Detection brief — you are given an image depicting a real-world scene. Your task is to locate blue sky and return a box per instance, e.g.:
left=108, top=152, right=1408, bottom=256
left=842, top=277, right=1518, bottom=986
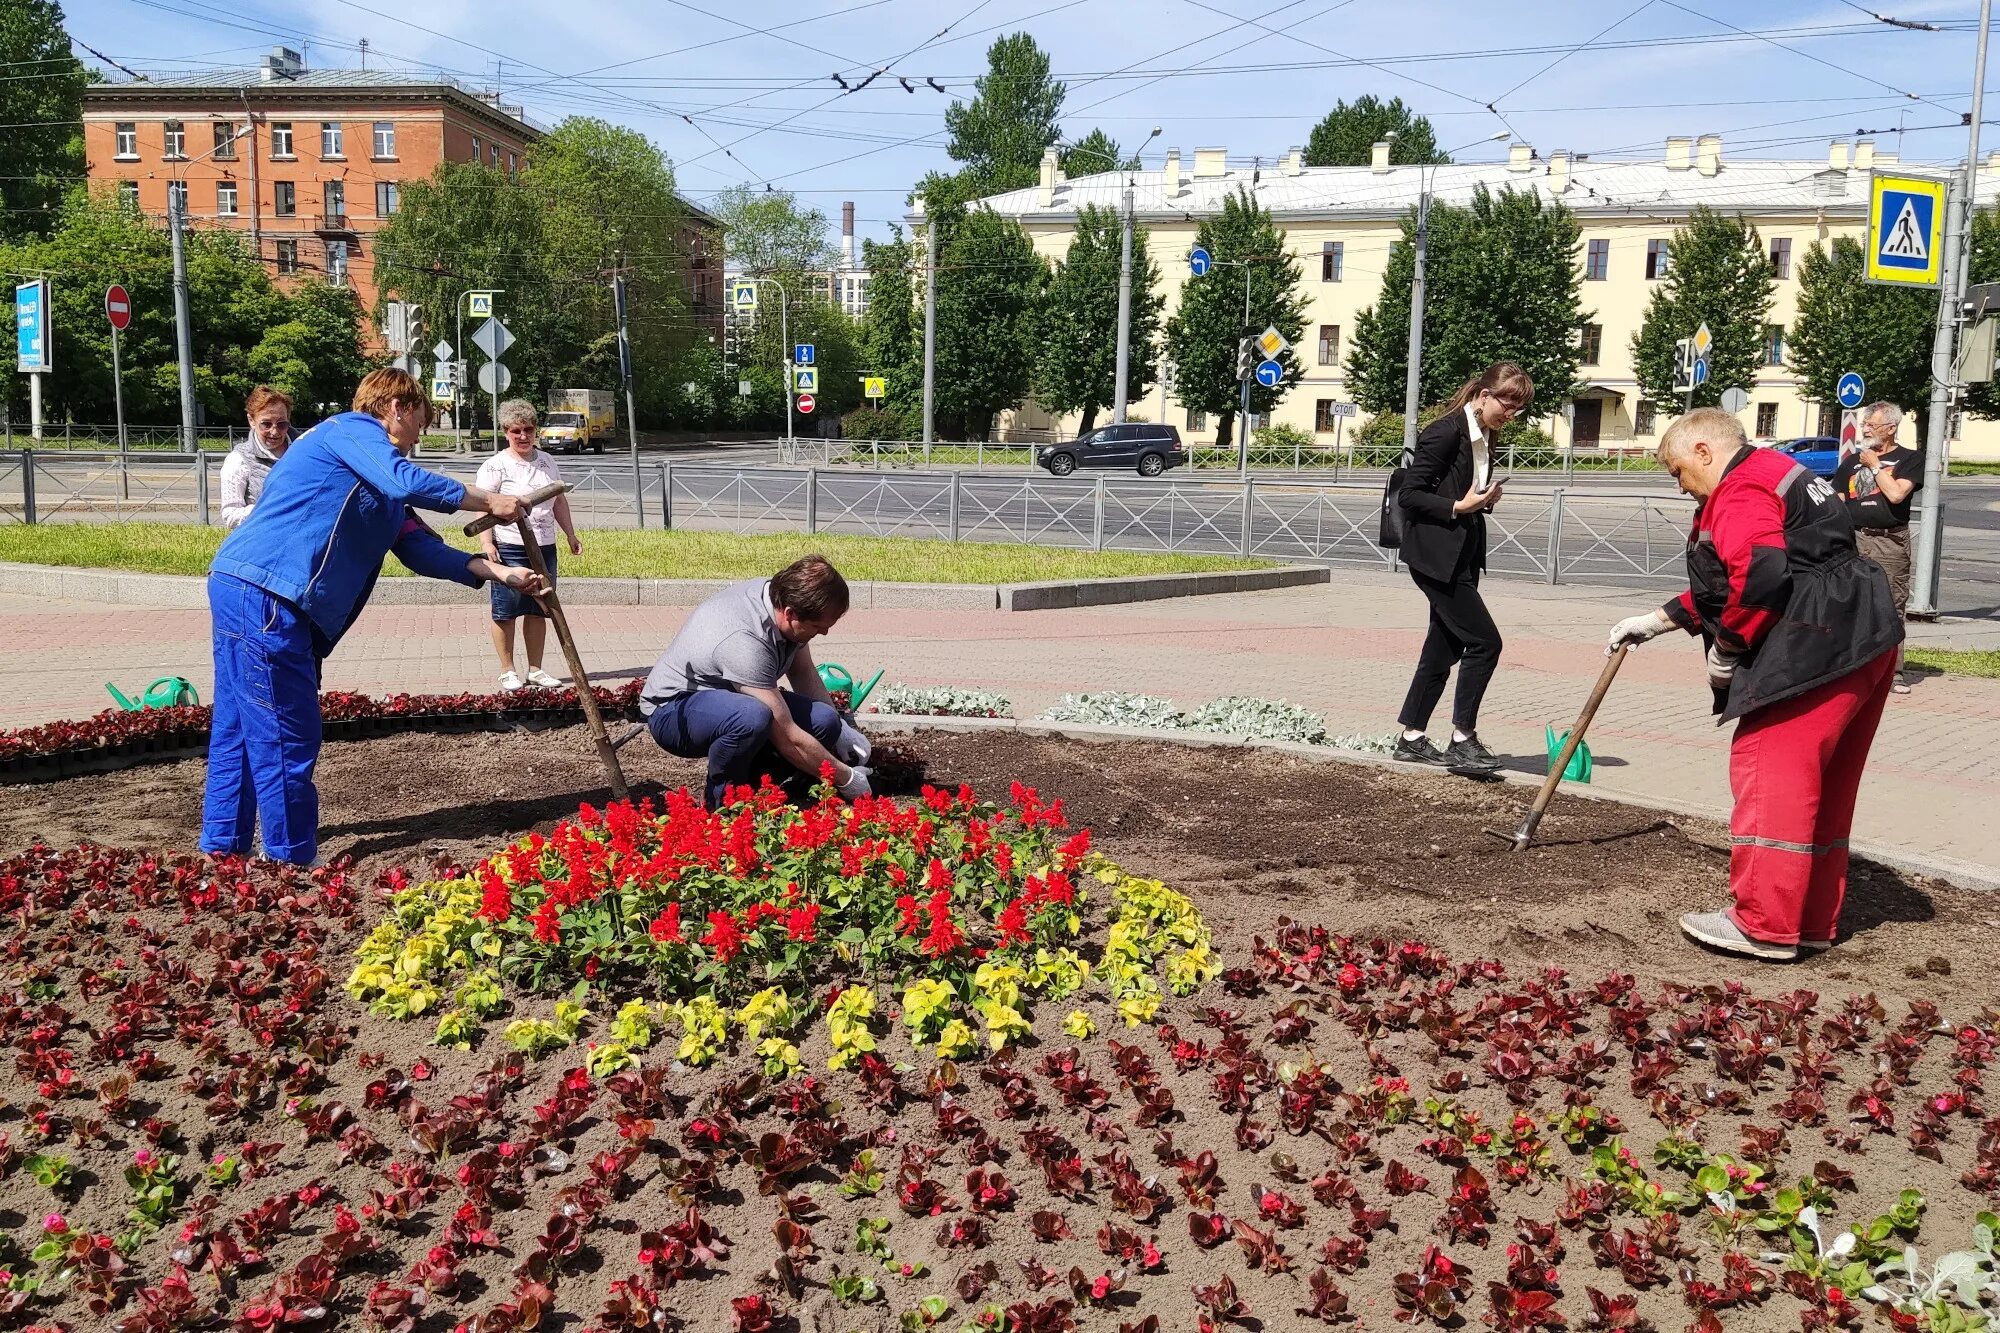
left=65, top=0, right=1997, bottom=242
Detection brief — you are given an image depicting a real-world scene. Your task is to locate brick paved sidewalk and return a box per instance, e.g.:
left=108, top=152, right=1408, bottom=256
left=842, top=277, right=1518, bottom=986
left=6, top=570, right=1999, bottom=877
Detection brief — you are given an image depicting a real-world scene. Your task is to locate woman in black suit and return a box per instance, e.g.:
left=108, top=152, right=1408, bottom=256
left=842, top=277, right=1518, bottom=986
left=1392, top=361, right=1535, bottom=775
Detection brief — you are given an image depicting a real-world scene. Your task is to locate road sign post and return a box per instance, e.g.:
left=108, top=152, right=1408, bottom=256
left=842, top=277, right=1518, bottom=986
left=471, top=315, right=515, bottom=444
left=1866, top=171, right=1948, bottom=288
left=862, top=376, right=885, bottom=402
left=1835, top=371, right=1866, bottom=410
left=455, top=291, right=500, bottom=446
left=105, top=284, right=133, bottom=490
left=16, top=278, right=50, bottom=441
left=1189, top=246, right=1211, bottom=277
left=797, top=393, right=816, bottom=415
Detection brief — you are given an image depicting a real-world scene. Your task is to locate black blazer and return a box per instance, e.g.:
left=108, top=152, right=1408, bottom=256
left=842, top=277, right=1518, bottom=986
left=1398, top=409, right=1489, bottom=583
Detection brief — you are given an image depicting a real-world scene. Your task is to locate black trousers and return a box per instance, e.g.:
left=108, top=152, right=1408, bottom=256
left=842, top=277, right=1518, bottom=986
left=1397, top=570, right=1503, bottom=734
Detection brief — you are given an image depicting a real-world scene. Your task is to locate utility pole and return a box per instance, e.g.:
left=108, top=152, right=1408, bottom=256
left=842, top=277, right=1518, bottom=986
left=1238, top=263, right=1253, bottom=476
left=1113, top=183, right=1135, bottom=424
left=922, top=211, right=938, bottom=446
left=170, top=187, right=198, bottom=453
left=613, top=269, right=643, bottom=526
left=1399, top=186, right=1430, bottom=465
left=1912, top=0, right=1991, bottom=617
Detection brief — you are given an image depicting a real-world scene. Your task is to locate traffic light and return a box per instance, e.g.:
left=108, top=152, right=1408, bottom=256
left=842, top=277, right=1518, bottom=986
left=405, top=304, right=424, bottom=359
left=1236, top=337, right=1255, bottom=382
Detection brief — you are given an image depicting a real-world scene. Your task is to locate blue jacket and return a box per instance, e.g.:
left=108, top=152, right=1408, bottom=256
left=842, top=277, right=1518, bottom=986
left=211, top=411, right=481, bottom=652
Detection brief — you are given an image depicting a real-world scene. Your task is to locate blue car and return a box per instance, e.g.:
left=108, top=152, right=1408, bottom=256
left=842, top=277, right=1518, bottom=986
left=1769, top=435, right=1842, bottom=478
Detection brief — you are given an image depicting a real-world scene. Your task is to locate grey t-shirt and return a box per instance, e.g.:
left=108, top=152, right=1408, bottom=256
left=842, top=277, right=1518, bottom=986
left=639, top=578, right=799, bottom=713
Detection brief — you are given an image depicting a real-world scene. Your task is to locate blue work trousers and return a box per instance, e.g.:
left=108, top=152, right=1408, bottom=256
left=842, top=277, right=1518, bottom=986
left=647, top=689, right=843, bottom=808
left=200, top=574, right=324, bottom=865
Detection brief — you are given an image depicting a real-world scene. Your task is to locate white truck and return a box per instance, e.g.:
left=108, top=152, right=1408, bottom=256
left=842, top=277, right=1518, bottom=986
left=539, top=389, right=616, bottom=454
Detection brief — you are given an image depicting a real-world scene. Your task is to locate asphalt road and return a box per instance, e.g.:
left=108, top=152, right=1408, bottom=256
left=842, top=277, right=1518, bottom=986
left=9, top=452, right=1997, bottom=616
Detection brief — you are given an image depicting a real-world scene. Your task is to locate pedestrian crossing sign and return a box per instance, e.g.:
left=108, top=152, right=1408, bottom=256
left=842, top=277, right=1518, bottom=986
left=1866, top=171, right=1947, bottom=287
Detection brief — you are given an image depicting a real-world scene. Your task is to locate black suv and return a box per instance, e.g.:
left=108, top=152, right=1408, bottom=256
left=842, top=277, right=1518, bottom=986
left=1036, top=423, right=1188, bottom=477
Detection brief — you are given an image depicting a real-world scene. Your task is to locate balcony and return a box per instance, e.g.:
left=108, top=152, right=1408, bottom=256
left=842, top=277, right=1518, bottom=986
left=315, top=211, right=355, bottom=236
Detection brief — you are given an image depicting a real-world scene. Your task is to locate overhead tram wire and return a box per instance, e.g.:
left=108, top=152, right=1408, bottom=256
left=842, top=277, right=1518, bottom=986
left=1485, top=0, right=1656, bottom=111
left=1655, top=0, right=1960, bottom=119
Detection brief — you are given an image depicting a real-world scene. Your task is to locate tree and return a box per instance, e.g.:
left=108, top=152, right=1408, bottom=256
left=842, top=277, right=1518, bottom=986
left=1036, top=204, right=1163, bottom=432
left=1346, top=185, right=1588, bottom=418
left=1786, top=236, right=1936, bottom=435
left=1631, top=206, right=1775, bottom=413
left=859, top=229, right=922, bottom=409
left=710, top=185, right=834, bottom=275
left=1303, top=95, right=1447, bottom=168
left=1060, top=129, right=1136, bottom=177
left=0, top=0, right=87, bottom=240
left=941, top=33, right=1065, bottom=194
left=1164, top=189, right=1309, bottom=450
left=934, top=206, right=1046, bottom=440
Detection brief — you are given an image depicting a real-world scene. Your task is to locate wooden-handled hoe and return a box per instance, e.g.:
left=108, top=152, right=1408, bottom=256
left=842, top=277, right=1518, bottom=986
left=1485, top=644, right=1627, bottom=852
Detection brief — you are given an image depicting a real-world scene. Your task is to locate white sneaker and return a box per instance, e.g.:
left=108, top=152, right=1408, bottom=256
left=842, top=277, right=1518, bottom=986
left=498, top=671, right=524, bottom=691
left=525, top=668, right=562, bottom=688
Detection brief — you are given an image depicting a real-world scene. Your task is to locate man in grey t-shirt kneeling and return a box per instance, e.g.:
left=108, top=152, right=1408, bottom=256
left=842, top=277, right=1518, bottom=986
left=639, top=554, right=873, bottom=807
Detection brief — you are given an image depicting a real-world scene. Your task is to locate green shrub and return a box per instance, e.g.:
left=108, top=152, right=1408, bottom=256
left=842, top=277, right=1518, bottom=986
left=1255, top=423, right=1315, bottom=453
left=841, top=404, right=919, bottom=441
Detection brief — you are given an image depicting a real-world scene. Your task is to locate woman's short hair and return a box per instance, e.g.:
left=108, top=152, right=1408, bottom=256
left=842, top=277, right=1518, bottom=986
left=352, top=367, right=430, bottom=426
left=497, top=399, right=538, bottom=431
left=245, top=385, right=292, bottom=420
left=770, top=554, right=850, bottom=623
left=1658, top=407, right=1747, bottom=462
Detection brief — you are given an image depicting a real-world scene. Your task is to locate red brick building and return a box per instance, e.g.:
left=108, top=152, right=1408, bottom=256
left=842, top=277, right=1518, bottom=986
left=83, top=48, right=726, bottom=345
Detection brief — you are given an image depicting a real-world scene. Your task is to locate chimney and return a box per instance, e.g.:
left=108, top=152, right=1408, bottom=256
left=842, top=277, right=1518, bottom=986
left=1989, top=149, right=2000, bottom=172
left=1507, top=142, right=1533, bottom=173
left=1829, top=140, right=1851, bottom=171
left=1164, top=148, right=1183, bottom=195
left=1548, top=150, right=1571, bottom=194
left=1875, top=148, right=1899, bottom=165
left=1665, top=135, right=1692, bottom=171
left=1037, top=147, right=1062, bottom=206
left=1193, top=146, right=1227, bottom=178
left=1370, top=139, right=1391, bottom=174
left=841, top=201, right=856, bottom=268
left=1695, top=133, right=1721, bottom=177
left=1281, top=145, right=1303, bottom=176
left=1853, top=139, right=1875, bottom=172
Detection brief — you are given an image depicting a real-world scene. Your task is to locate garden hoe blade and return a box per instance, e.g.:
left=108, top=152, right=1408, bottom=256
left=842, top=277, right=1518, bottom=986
left=1485, top=645, right=1628, bottom=852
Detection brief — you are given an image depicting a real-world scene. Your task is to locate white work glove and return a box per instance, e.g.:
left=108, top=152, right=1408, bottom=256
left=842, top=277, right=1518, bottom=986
left=836, top=719, right=872, bottom=765
left=1607, top=609, right=1673, bottom=655
left=1706, top=643, right=1740, bottom=691
left=836, top=764, right=873, bottom=799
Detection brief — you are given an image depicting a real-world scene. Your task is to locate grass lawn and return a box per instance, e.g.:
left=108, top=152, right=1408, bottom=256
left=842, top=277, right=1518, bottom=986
left=0, top=523, right=1275, bottom=584
left=1905, top=647, right=2000, bottom=679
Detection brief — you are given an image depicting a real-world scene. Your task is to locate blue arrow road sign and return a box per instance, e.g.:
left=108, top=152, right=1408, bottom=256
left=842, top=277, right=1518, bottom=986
left=1255, top=359, right=1283, bottom=388
left=1692, top=357, right=1710, bottom=387
left=1836, top=371, right=1866, bottom=409
left=795, top=343, right=815, bottom=366
left=1189, top=246, right=1212, bottom=277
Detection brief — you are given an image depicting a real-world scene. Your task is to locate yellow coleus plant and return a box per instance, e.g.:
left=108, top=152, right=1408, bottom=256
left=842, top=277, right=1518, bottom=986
left=737, top=987, right=797, bottom=1044
left=901, top=978, right=956, bottom=1046
left=827, top=986, right=877, bottom=1070
left=670, top=995, right=730, bottom=1067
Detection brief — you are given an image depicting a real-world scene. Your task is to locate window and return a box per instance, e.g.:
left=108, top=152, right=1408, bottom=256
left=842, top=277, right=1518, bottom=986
left=166, top=179, right=186, bottom=215
left=324, top=180, right=344, bottom=218
left=275, top=239, right=299, bottom=274
left=270, top=122, right=293, bottom=158
left=1635, top=401, right=1657, bottom=436
left=373, top=121, right=395, bottom=158
left=375, top=181, right=398, bottom=217
left=1321, top=240, right=1343, bottom=282
left=1317, top=323, right=1341, bottom=367
left=162, top=120, right=185, bottom=159
left=1769, top=237, right=1792, bottom=280
left=114, top=122, right=137, bottom=158
left=1186, top=409, right=1209, bottom=433
left=1764, top=323, right=1785, bottom=367
left=326, top=240, right=348, bottom=285
left=507, top=151, right=517, bottom=174
left=469, top=134, right=481, bottom=163
left=1315, top=399, right=1339, bottom=431
left=212, top=121, right=236, bottom=159
left=1756, top=403, right=1779, bottom=437
left=273, top=181, right=295, bottom=216
left=1578, top=322, right=1602, bottom=365
left=1585, top=238, right=1609, bottom=281
left=490, top=144, right=501, bottom=166
left=321, top=122, right=343, bottom=157
left=1645, top=238, right=1670, bottom=280
left=1817, top=402, right=1841, bottom=437
left=117, top=180, right=138, bottom=210
left=216, top=181, right=237, bottom=216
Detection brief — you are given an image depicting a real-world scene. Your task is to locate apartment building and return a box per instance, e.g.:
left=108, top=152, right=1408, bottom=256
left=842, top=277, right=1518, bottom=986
left=954, top=134, right=2000, bottom=460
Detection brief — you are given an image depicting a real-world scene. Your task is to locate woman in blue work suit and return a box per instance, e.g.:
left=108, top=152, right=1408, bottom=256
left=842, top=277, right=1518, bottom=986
left=200, top=368, right=543, bottom=866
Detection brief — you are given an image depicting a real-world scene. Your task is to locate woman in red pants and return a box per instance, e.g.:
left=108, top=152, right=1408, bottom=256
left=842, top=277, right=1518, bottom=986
left=1607, top=408, right=1902, bottom=962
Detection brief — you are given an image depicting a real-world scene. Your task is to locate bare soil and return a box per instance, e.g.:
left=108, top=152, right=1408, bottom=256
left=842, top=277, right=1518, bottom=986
left=1, top=727, right=1995, bottom=1333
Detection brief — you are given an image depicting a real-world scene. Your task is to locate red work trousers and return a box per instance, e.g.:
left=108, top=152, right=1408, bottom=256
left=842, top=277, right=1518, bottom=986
left=1727, top=648, right=1897, bottom=945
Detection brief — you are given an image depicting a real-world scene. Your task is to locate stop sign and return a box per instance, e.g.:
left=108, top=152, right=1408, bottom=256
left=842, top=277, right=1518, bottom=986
left=796, top=393, right=816, bottom=415
left=104, top=284, right=132, bottom=331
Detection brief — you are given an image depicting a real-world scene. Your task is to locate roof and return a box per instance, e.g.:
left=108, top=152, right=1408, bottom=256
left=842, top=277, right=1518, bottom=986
left=958, top=154, right=2000, bottom=226
left=84, top=68, right=546, bottom=135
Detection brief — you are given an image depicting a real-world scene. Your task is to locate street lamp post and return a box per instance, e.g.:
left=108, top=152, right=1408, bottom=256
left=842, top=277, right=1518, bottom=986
left=1112, top=127, right=1163, bottom=424
left=170, top=121, right=255, bottom=454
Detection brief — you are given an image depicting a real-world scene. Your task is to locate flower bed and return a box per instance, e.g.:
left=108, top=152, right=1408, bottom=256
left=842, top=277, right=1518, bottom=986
left=869, top=684, right=1014, bottom=719
left=1038, top=690, right=1397, bottom=751
left=347, top=778, right=1218, bottom=1072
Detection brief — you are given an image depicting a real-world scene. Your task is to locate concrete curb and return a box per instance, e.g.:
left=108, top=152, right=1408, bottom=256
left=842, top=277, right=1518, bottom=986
left=0, top=561, right=1325, bottom=613
left=863, top=712, right=2000, bottom=894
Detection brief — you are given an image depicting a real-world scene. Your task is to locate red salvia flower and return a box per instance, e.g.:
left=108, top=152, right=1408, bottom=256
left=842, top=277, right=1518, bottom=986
left=702, top=909, right=745, bottom=962
left=649, top=903, right=684, bottom=944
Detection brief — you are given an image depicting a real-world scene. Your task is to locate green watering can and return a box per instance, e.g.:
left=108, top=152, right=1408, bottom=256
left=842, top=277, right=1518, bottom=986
left=1545, top=725, right=1592, bottom=784
left=107, top=675, right=201, bottom=712
left=817, top=662, right=885, bottom=712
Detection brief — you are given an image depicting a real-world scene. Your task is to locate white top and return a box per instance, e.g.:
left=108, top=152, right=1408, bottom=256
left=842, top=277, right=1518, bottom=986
left=473, top=447, right=564, bottom=546
left=1463, top=405, right=1492, bottom=494
left=218, top=441, right=281, bottom=529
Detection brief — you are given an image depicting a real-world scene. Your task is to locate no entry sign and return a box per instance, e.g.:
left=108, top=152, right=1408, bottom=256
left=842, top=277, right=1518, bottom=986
left=104, top=284, right=132, bottom=331
left=796, top=392, right=816, bottom=415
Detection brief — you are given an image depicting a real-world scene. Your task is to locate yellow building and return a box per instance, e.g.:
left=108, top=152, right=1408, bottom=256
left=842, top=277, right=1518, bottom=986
left=947, top=134, right=2000, bottom=460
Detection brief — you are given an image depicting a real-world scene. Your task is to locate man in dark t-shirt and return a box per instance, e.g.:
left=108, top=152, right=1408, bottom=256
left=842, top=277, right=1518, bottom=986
left=1830, top=401, right=1922, bottom=693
